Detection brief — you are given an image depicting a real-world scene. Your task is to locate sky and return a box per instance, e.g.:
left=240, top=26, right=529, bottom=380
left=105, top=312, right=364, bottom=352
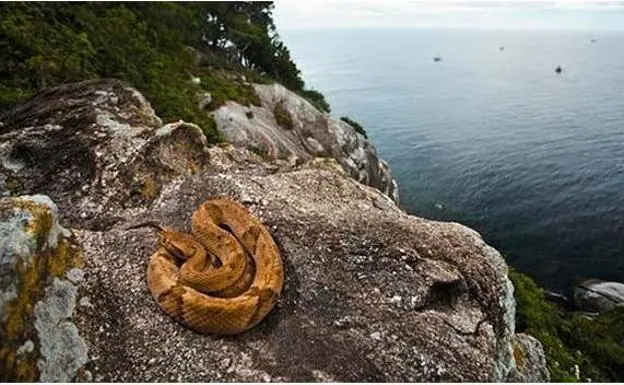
left=274, top=0, right=624, bottom=30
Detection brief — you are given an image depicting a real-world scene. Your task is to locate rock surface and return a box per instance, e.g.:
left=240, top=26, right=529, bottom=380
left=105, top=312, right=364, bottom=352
left=0, top=79, right=545, bottom=381
left=0, top=195, right=87, bottom=381
left=574, top=279, right=624, bottom=314
left=212, top=83, right=399, bottom=202
left=509, top=333, right=550, bottom=382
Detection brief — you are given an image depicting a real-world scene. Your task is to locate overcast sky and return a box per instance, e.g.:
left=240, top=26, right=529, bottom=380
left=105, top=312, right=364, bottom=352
left=274, top=0, right=624, bottom=30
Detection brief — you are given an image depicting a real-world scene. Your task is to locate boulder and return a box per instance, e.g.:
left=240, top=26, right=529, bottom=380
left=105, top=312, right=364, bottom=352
left=211, top=83, right=399, bottom=203
left=0, top=79, right=546, bottom=381
left=574, top=279, right=624, bottom=314
left=508, top=333, right=550, bottom=382
left=0, top=195, right=88, bottom=381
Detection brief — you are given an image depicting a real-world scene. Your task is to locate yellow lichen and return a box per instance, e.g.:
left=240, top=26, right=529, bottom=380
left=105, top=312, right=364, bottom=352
left=513, top=344, right=525, bottom=368
left=1, top=257, right=42, bottom=381
left=12, top=198, right=54, bottom=250
left=1, top=198, right=84, bottom=381
left=140, top=177, right=159, bottom=200
left=46, top=238, right=84, bottom=278
left=187, top=159, right=199, bottom=174
left=14, top=356, right=37, bottom=381
left=4, top=258, right=41, bottom=339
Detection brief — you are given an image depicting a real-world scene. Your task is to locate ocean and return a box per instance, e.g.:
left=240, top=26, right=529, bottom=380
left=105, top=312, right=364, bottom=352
left=280, top=28, right=624, bottom=292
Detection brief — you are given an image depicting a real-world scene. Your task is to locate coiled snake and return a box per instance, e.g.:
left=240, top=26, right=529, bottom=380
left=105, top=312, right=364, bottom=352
left=129, top=198, right=284, bottom=335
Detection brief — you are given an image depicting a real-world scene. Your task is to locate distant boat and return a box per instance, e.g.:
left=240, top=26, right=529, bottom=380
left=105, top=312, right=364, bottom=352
left=555, top=65, right=562, bottom=74
left=433, top=56, right=442, bottom=62
left=500, top=46, right=504, bottom=51
left=591, top=39, right=597, bottom=43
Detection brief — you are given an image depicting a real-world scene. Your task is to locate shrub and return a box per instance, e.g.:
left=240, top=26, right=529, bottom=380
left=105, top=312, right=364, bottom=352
left=299, top=88, right=330, bottom=113
left=340, top=116, right=368, bottom=138
left=510, top=268, right=624, bottom=382
left=273, top=101, right=293, bottom=130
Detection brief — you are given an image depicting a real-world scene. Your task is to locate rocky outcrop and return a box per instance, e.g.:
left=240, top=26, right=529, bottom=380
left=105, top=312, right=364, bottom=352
left=211, top=83, right=399, bottom=203
left=574, top=279, right=624, bottom=314
left=0, top=195, right=88, bottom=381
left=509, top=333, right=550, bottom=382
left=0, top=79, right=545, bottom=381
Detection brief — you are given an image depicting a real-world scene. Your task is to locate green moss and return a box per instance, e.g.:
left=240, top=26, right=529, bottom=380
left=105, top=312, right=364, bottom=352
left=273, top=101, right=293, bottom=130
left=340, top=116, right=368, bottom=139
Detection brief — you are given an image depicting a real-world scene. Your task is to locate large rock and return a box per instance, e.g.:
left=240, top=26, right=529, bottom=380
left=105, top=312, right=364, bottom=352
left=0, top=195, right=88, bottom=381
left=508, top=333, right=550, bottom=382
left=0, top=79, right=545, bottom=381
left=574, top=279, right=624, bottom=314
left=212, top=83, right=399, bottom=203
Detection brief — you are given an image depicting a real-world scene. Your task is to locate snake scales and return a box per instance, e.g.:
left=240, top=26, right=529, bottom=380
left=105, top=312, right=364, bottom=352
left=129, top=198, right=284, bottom=335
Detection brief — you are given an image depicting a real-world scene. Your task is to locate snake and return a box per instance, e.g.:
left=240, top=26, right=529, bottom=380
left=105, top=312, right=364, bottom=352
left=128, top=198, right=284, bottom=335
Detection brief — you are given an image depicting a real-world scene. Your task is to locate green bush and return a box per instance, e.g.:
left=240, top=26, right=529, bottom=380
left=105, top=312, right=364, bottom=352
left=339, top=116, right=368, bottom=138
left=199, top=70, right=261, bottom=109
left=273, top=101, right=293, bottom=130
left=0, top=2, right=331, bottom=144
left=510, top=268, right=624, bottom=382
left=299, top=88, right=331, bottom=113
left=510, top=269, right=581, bottom=381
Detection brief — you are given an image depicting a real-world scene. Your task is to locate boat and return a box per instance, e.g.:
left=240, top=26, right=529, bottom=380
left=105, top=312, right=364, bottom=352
left=555, top=66, right=562, bottom=74
left=433, top=56, right=442, bottom=62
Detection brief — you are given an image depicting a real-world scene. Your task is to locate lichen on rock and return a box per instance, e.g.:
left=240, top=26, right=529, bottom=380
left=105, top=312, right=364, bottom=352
left=0, top=195, right=86, bottom=381
left=508, top=333, right=550, bottom=382
left=35, top=278, right=88, bottom=382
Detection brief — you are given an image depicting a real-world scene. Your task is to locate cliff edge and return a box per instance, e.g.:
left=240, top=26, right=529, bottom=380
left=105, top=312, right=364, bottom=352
left=0, top=79, right=547, bottom=382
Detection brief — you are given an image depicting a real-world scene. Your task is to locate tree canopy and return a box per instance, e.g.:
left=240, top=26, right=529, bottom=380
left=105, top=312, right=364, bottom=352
left=0, top=2, right=330, bottom=142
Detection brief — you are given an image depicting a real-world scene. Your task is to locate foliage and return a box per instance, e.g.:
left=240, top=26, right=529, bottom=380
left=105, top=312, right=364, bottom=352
left=340, top=116, right=368, bottom=138
left=195, top=2, right=330, bottom=111
left=0, top=2, right=221, bottom=141
left=273, top=101, right=293, bottom=130
left=0, top=2, right=331, bottom=143
left=510, top=268, right=581, bottom=381
left=199, top=69, right=261, bottom=109
left=300, top=89, right=331, bottom=113
left=510, top=268, right=624, bottom=382
left=563, top=308, right=624, bottom=381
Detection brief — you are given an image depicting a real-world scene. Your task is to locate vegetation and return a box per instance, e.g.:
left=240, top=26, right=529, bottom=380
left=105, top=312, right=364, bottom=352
left=510, top=268, right=624, bottom=382
left=0, top=2, right=330, bottom=143
left=340, top=116, right=368, bottom=138
left=301, top=88, right=331, bottom=113
left=273, top=101, right=293, bottom=130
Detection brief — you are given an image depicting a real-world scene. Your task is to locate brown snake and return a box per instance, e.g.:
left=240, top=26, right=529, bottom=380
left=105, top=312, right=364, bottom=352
left=129, top=198, right=284, bottom=335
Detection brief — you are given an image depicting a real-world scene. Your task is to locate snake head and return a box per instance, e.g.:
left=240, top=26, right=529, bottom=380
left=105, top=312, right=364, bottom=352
left=160, top=230, right=205, bottom=262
